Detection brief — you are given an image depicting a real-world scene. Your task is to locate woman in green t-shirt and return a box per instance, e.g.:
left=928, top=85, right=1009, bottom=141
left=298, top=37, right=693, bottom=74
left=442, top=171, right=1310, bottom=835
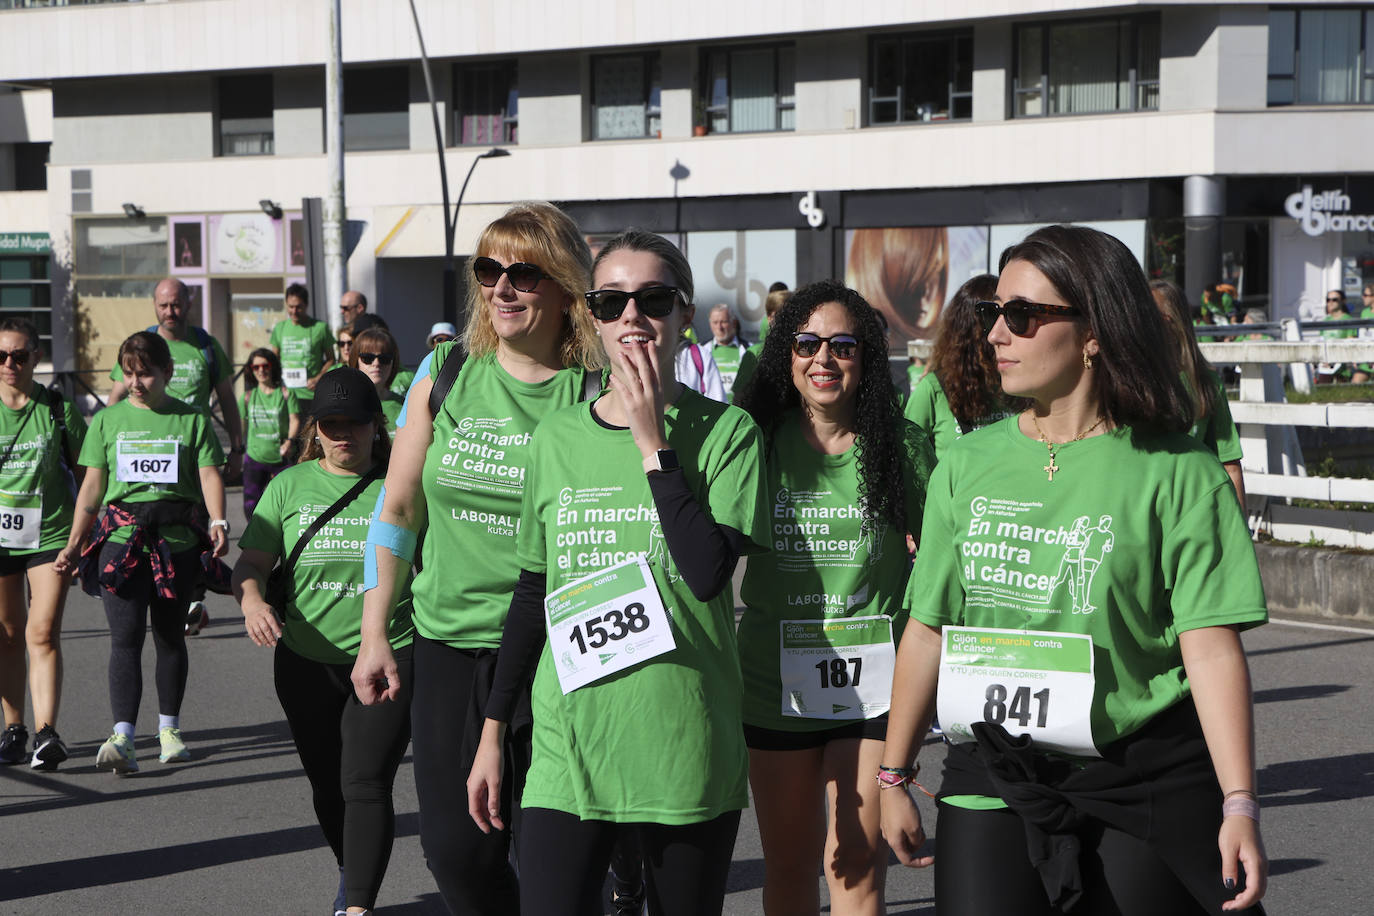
left=733, top=281, right=934, bottom=916
left=234, top=367, right=415, bottom=916
left=905, top=274, right=1023, bottom=462
left=880, top=226, right=1269, bottom=915
left=1151, top=280, right=1246, bottom=506
left=466, top=229, right=767, bottom=916
left=241, top=347, right=301, bottom=519
left=347, top=327, right=406, bottom=436
left=351, top=202, right=606, bottom=914
left=55, top=331, right=228, bottom=774
left=0, top=317, right=87, bottom=771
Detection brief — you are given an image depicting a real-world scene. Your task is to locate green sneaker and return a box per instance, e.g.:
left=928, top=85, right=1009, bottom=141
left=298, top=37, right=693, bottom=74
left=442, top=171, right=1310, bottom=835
left=158, top=727, right=190, bottom=763
left=95, top=733, right=139, bottom=774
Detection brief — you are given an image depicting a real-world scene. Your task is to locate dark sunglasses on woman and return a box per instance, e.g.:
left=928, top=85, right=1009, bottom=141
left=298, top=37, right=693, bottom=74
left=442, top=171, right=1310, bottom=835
left=975, top=299, right=1082, bottom=337
left=472, top=257, right=546, bottom=293
left=791, top=333, right=859, bottom=360
left=358, top=352, right=393, bottom=366
left=583, top=287, right=682, bottom=322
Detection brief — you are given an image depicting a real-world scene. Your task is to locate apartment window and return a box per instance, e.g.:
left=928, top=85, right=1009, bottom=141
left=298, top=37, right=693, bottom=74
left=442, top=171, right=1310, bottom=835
left=701, top=45, right=795, bottom=133
left=1269, top=8, right=1374, bottom=105
left=344, top=66, right=410, bottom=151
left=1014, top=16, right=1160, bottom=117
left=870, top=31, right=973, bottom=125
left=14, top=142, right=49, bottom=191
left=592, top=54, right=661, bottom=140
left=453, top=61, right=517, bottom=146
left=0, top=255, right=51, bottom=350
left=218, top=74, right=274, bottom=156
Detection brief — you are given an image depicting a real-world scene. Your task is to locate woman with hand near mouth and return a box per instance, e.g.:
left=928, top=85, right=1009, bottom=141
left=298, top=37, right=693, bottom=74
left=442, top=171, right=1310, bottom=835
left=55, top=331, right=228, bottom=774
left=351, top=202, right=605, bottom=915
left=467, top=229, right=768, bottom=916
left=732, top=282, right=934, bottom=916
left=881, top=226, right=1268, bottom=916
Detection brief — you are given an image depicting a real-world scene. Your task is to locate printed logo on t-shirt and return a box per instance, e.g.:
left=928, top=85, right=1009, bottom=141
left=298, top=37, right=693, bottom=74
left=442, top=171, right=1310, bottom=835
left=772, top=486, right=880, bottom=569
left=552, top=485, right=678, bottom=584
left=962, top=497, right=1115, bottom=615
left=294, top=503, right=370, bottom=571
left=0, top=430, right=51, bottom=477
left=435, top=415, right=532, bottom=502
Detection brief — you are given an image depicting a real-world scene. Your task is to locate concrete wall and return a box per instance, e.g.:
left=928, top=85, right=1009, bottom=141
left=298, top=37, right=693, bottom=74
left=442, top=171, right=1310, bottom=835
left=517, top=52, right=583, bottom=147
left=794, top=34, right=863, bottom=132
left=1161, top=5, right=1268, bottom=112
left=273, top=68, right=324, bottom=156
left=972, top=21, right=1011, bottom=123
left=1256, top=543, right=1374, bottom=624
left=52, top=76, right=214, bottom=164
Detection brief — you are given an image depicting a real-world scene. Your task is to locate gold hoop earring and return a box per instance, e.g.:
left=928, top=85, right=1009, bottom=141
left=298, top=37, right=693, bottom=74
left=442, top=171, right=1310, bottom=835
left=1083, top=350, right=1094, bottom=370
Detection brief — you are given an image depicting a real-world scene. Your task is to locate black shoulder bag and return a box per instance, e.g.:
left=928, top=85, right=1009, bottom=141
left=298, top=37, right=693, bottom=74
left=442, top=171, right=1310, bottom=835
left=264, top=464, right=384, bottom=610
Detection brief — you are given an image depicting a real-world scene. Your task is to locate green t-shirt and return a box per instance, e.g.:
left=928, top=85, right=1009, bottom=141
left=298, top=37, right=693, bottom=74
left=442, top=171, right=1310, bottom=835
left=269, top=318, right=333, bottom=401
left=517, top=389, right=768, bottom=823
left=244, top=386, right=300, bottom=465
left=1321, top=312, right=1355, bottom=339
left=731, top=343, right=763, bottom=401
left=240, top=461, right=415, bottom=665
left=411, top=346, right=596, bottom=648
left=708, top=341, right=747, bottom=394
left=0, top=385, right=87, bottom=555
left=79, top=398, right=224, bottom=551
left=904, top=372, right=1010, bottom=462
left=906, top=418, right=1268, bottom=751
left=391, top=369, right=416, bottom=397
left=109, top=329, right=231, bottom=415
left=1186, top=368, right=1242, bottom=464
left=380, top=389, right=405, bottom=436
left=737, top=412, right=934, bottom=731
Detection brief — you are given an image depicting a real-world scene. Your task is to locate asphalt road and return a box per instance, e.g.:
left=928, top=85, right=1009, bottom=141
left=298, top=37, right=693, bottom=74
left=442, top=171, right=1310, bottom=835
left=1, top=497, right=1371, bottom=914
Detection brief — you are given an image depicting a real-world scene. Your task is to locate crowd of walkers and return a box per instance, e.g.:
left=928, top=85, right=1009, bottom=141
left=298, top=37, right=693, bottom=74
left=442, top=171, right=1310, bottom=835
left=0, top=202, right=1270, bottom=916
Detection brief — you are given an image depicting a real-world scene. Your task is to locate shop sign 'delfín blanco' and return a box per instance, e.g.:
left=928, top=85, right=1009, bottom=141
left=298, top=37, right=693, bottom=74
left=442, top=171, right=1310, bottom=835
left=1285, top=186, right=1374, bottom=237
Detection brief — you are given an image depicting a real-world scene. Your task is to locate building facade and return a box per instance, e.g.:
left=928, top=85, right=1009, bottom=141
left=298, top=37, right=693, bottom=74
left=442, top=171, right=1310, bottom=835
left=0, top=0, right=1371, bottom=381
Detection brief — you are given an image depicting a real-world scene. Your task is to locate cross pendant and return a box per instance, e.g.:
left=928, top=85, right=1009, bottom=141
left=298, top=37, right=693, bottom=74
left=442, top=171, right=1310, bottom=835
left=1044, top=452, right=1060, bottom=482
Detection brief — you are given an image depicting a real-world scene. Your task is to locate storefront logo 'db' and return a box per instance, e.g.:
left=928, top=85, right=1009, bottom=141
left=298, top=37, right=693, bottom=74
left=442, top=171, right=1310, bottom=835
left=1284, top=185, right=1374, bottom=237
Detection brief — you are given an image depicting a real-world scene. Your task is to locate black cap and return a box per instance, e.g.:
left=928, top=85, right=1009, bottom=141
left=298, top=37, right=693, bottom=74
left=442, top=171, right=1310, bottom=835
left=310, top=367, right=382, bottom=422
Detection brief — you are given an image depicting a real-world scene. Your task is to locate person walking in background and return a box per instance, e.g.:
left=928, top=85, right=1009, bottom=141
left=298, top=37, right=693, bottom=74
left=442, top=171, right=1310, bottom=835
left=339, top=290, right=368, bottom=326
left=106, top=278, right=242, bottom=635
left=346, top=328, right=406, bottom=436
left=56, top=331, right=229, bottom=774
left=241, top=347, right=301, bottom=519
left=426, top=322, right=457, bottom=350
left=675, top=300, right=728, bottom=403
left=1317, top=289, right=1354, bottom=384
left=270, top=282, right=335, bottom=404
left=234, top=367, right=414, bottom=916
left=705, top=304, right=750, bottom=396
left=0, top=317, right=87, bottom=770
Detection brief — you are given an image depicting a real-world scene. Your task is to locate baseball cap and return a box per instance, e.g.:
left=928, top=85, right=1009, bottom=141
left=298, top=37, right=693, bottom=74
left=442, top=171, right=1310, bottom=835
left=310, top=367, right=382, bottom=422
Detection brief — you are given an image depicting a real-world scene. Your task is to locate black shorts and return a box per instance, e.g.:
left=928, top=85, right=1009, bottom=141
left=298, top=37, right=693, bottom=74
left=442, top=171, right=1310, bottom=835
left=0, top=548, right=62, bottom=578
left=743, top=715, right=888, bottom=751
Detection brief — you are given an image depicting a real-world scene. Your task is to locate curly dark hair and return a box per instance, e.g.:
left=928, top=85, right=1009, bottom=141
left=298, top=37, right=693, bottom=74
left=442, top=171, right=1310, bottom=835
left=928, top=274, right=1027, bottom=427
left=735, top=279, right=908, bottom=534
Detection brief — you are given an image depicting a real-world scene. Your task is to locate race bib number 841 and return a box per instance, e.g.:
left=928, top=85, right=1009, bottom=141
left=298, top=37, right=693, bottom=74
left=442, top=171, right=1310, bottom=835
left=937, top=626, right=1099, bottom=758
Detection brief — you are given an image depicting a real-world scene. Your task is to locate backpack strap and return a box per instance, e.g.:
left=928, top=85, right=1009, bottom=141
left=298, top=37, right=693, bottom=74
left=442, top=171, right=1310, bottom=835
left=43, top=387, right=79, bottom=472
left=687, top=343, right=705, bottom=392
left=427, top=344, right=468, bottom=421
left=582, top=368, right=603, bottom=402
left=144, top=325, right=219, bottom=380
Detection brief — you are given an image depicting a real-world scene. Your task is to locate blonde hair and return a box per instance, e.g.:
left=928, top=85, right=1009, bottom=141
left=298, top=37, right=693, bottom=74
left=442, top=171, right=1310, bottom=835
left=462, top=202, right=605, bottom=370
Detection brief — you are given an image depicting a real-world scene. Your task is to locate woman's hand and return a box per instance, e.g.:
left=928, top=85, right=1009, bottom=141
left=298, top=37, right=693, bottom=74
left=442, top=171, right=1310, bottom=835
left=52, top=544, right=81, bottom=577
left=611, top=345, right=669, bottom=461
left=467, top=720, right=508, bottom=834
left=209, top=526, right=228, bottom=558
left=1219, top=814, right=1267, bottom=911
left=881, top=785, right=935, bottom=868
left=241, top=595, right=282, bottom=648
left=350, top=636, right=401, bottom=705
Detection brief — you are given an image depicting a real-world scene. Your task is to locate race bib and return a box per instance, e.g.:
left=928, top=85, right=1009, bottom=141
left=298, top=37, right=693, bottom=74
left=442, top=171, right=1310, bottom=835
left=0, top=490, right=41, bottom=549
left=116, top=440, right=179, bottom=484
left=780, top=616, right=895, bottom=720
left=937, top=626, right=1099, bottom=757
left=545, top=555, right=676, bottom=695
left=283, top=367, right=308, bottom=388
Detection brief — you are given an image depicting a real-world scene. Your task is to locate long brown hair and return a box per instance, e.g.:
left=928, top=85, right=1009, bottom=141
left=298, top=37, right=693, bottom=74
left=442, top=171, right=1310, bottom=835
left=845, top=227, right=949, bottom=344
left=928, top=274, right=1025, bottom=426
left=1150, top=279, right=1218, bottom=421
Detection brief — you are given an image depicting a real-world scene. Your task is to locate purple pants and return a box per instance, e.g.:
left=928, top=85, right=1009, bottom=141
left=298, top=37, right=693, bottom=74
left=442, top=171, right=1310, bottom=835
left=242, top=454, right=288, bottom=520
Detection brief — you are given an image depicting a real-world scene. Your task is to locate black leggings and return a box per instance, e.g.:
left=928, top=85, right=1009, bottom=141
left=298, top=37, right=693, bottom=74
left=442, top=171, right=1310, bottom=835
left=933, top=801, right=1265, bottom=916
left=518, top=807, right=741, bottom=916
left=410, top=635, right=529, bottom=916
left=274, top=642, right=413, bottom=911
left=101, top=544, right=200, bottom=723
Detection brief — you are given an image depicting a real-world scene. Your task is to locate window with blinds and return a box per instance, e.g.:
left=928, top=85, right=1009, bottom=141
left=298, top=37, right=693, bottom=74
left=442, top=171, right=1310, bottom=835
left=700, top=45, right=795, bottom=134
left=592, top=53, right=662, bottom=140
left=869, top=30, right=973, bottom=125
left=454, top=61, right=517, bottom=146
left=1268, top=7, right=1374, bottom=105
left=1014, top=15, right=1159, bottom=117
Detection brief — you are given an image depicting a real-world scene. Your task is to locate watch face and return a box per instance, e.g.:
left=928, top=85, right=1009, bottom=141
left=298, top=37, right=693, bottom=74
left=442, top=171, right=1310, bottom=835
left=657, top=449, right=680, bottom=472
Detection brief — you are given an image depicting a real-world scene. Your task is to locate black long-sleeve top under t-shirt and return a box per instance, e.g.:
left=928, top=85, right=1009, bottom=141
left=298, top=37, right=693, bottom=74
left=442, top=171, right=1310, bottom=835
left=485, top=465, right=747, bottom=723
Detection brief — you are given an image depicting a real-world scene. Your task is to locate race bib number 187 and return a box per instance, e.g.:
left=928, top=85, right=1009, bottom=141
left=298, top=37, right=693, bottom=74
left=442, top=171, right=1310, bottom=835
left=544, top=555, right=676, bottom=695
left=937, top=626, right=1100, bottom=758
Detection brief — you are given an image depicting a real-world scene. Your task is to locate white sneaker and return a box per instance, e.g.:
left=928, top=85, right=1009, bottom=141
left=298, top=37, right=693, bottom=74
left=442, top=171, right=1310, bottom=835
left=185, top=601, right=209, bottom=636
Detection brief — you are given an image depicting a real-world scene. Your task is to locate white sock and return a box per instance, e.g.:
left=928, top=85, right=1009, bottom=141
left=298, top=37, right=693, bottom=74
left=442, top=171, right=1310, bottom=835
left=114, top=721, right=134, bottom=739
left=159, top=715, right=179, bottom=731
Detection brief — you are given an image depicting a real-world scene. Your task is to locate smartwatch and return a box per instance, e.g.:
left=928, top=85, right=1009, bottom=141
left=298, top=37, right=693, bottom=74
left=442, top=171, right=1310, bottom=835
left=645, top=448, right=681, bottom=474
left=209, top=519, right=231, bottom=536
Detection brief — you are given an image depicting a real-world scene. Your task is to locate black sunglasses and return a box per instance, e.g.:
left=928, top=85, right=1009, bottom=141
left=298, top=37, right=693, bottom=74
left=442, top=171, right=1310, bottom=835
left=472, top=257, right=546, bottom=293
left=1326, top=296, right=1344, bottom=303
left=792, top=332, right=859, bottom=360
left=0, top=349, right=30, bottom=368
left=584, top=287, right=682, bottom=322
left=336, top=338, right=352, bottom=348
left=358, top=352, right=394, bottom=366
left=976, top=299, right=1082, bottom=337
